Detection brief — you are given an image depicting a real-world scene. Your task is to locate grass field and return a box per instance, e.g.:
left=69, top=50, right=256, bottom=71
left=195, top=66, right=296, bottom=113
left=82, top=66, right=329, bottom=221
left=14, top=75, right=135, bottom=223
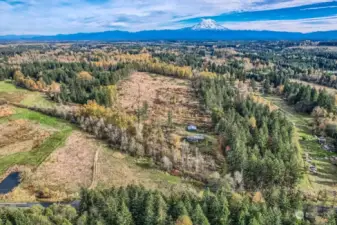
left=96, top=147, right=201, bottom=194
left=264, top=95, right=337, bottom=204
left=0, top=107, right=73, bottom=176
left=0, top=81, right=55, bottom=108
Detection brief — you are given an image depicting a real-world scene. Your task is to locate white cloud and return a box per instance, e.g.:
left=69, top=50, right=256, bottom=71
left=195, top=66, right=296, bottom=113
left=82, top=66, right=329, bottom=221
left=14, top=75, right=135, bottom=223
left=252, top=0, right=335, bottom=11
left=223, top=16, right=337, bottom=33
left=0, top=0, right=334, bottom=35
left=301, top=5, right=337, bottom=10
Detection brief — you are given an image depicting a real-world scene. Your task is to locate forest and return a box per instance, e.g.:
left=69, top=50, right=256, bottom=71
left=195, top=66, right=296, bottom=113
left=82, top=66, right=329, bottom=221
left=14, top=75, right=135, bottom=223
left=0, top=185, right=331, bottom=225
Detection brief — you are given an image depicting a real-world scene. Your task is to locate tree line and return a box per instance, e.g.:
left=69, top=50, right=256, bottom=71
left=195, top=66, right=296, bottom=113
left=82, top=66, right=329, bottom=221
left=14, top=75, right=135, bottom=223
left=0, top=185, right=334, bottom=225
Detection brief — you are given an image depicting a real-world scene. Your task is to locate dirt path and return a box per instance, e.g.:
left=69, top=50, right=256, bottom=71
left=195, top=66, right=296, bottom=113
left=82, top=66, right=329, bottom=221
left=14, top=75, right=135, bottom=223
left=89, top=149, right=99, bottom=189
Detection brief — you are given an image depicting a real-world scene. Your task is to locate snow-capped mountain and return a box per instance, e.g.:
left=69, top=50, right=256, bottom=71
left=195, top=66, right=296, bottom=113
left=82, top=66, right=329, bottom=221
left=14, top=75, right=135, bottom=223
left=191, top=19, right=229, bottom=31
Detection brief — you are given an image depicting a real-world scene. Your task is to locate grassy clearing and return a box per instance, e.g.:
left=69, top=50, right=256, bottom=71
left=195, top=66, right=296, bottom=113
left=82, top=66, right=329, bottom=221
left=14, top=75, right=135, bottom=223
left=26, top=131, right=96, bottom=199
left=264, top=95, right=337, bottom=202
left=0, top=129, right=72, bottom=175
left=96, top=147, right=200, bottom=194
left=8, top=108, right=64, bottom=128
left=20, top=93, right=55, bottom=108
left=0, top=81, right=55, bottom=108
left=0, top=81, right=22, bottom=92
left=0, top=105, right=73, bottom=177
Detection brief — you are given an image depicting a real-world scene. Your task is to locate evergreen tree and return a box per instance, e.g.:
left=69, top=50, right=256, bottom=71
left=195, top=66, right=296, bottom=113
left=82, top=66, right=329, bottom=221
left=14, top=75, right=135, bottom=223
left=153, top=192, right=168, bottom=225
left=116, top=201, right=134, bottom=225
left=191, top=205, right=210, bottom=225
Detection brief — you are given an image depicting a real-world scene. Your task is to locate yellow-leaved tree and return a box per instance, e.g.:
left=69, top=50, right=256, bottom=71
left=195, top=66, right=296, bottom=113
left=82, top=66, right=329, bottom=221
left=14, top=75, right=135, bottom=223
left=78, top=100, right=135, bottom=129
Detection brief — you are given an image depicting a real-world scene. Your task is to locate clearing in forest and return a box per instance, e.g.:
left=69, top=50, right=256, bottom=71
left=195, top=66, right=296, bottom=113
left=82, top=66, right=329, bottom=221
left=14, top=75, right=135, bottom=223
left=0, top=78, right=202, bottom=201
left=117, top=72, right=211, bottom=129
left=117, top=72, right=218, bottom=155
left=95, top=147, right=200, bottom=193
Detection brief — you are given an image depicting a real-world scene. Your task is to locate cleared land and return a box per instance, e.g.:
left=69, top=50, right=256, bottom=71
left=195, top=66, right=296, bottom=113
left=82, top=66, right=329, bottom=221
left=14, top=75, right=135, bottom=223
left=117, top=72, right=218, bottom=155
left=264, top=95, right=337, bottom=204
left=96, top=148, right=200, bottom=193
left=117, top=72, right=211, bottom=128
left=0, top=119, right=52, bottom=156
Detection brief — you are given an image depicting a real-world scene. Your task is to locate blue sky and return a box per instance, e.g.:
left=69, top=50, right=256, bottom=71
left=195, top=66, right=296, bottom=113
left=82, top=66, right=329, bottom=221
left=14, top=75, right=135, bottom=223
left=0, top=0, right=337, bottom=35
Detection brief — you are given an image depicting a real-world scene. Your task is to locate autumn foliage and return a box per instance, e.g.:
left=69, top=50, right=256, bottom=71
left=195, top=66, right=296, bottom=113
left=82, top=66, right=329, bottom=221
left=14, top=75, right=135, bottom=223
left=136, top=62, right=193, bottom=79
left=78, top=100, right=135, bottom=128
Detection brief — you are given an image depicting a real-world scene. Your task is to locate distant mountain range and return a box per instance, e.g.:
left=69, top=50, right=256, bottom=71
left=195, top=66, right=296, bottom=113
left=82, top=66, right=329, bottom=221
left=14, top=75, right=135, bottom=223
left=1, top=19, right=337, bottom=41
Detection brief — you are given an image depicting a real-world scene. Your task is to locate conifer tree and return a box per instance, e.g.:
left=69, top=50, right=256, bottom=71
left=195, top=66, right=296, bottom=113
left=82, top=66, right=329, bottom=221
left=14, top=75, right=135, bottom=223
left=116, top=201, right=134, bottom=225
left=192, top=204, right=210, bottom=225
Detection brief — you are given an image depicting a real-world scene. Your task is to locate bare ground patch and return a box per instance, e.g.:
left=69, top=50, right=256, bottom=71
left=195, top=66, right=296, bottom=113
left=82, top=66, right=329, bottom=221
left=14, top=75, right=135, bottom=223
left=0, top=105, right=13, bottom=118
left=117, top=72, right=211, bottom=128
left=0, top=119, right=52, bottom=156
left=29, top=131, right=97, bottom=195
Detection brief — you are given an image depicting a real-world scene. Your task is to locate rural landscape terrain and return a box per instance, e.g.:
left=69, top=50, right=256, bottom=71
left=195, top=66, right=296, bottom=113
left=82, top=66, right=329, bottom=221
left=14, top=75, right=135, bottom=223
left=0, top=41, right=337, bottom=224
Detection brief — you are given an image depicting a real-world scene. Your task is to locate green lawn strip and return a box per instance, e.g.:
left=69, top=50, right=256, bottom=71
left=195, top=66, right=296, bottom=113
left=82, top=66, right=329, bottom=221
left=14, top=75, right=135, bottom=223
left=0, top=128, right=72, bottom=175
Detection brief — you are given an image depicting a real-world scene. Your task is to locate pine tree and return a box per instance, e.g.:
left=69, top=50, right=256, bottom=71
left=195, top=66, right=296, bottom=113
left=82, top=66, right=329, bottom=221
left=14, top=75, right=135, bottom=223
left=142, top=193, right=155, bottom=225
left=217, top=197, right=230, bottom=225
left=191, top=205, right=210, bottom=225
left=153, top=192, right=167, bottom=225
left=169, top=200, right=188, bottom=221
left=248, top=217, right=260, bottom=225
left=116, top=201, right=134, bottom=225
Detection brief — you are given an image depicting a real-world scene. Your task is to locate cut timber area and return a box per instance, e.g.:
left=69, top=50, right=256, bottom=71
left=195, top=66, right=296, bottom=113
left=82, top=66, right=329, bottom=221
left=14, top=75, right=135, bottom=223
left=117, top=72, right=211, bottom=129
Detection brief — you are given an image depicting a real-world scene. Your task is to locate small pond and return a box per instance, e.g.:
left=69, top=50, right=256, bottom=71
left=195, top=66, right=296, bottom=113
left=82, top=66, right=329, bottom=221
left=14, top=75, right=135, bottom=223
left=0, top=172, right=21, bottom=194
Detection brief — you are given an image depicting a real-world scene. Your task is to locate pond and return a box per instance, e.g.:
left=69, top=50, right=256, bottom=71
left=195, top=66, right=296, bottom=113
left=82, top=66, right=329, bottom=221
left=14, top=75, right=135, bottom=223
left=0, top=172, right=20, bottom=194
